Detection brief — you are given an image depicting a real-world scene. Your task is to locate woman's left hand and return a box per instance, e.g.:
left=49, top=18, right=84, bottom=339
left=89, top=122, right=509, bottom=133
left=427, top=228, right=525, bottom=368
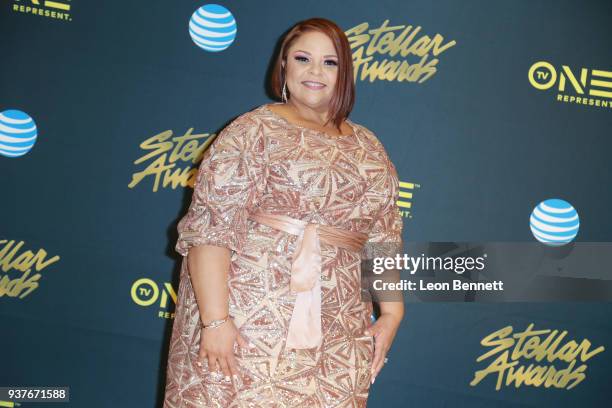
left=364, top=312, right=402, bottom=383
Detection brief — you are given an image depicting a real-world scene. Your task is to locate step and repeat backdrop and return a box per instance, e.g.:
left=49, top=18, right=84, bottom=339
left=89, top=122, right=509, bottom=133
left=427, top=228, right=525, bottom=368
left=2, top=0, right=611, bottom=407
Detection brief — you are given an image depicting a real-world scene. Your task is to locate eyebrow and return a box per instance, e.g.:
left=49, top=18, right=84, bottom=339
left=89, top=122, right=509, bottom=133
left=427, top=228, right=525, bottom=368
left=293, top=50, right=338, bottom=58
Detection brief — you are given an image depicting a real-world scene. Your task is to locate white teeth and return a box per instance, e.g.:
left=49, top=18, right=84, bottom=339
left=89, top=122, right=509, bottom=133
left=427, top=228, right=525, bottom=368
left=303, top=81, right=324, bottom=86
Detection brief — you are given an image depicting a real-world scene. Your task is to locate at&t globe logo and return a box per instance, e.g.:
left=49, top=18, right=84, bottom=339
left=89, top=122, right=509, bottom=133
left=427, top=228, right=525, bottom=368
left=529, top=198, right=579, bottom=246
left=0, top=109, right=38, bottom=158
left=188, top=4, right=237, bottom=52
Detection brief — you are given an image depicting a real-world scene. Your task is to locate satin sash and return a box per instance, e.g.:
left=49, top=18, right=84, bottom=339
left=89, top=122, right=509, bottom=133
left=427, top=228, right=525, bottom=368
left=248, top=209, right=368, bottom=349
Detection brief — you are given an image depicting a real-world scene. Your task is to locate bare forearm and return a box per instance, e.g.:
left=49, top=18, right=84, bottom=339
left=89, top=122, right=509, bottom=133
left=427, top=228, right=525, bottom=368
left=378, top=300, right=404, bottom=323
left=187, top=244, right=231, bottom=323
left=377, top=262, right=404, bottom=323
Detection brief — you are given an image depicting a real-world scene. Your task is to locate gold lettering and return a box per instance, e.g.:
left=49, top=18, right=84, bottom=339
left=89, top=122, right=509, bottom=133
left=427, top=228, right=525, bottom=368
left=129, top=129, right=213, bottom=191
left=470, top=323, right=605, bottom=390
left=346, top=20, right=456, bottom=84
left=0, top=239, right=60, bottom=299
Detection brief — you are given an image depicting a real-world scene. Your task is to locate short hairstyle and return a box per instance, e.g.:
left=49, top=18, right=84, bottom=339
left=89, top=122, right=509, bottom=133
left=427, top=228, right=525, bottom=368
left=269, top=17, right=355, bottom=131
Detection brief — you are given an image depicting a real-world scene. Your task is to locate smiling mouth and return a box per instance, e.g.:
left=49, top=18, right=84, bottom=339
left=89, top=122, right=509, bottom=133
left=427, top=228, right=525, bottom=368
left=302, top=81, right=326, bottom=90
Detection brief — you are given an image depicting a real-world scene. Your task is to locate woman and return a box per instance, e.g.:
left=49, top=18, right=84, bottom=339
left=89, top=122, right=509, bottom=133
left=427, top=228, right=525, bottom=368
left=163, top=17, right=404, bottom=407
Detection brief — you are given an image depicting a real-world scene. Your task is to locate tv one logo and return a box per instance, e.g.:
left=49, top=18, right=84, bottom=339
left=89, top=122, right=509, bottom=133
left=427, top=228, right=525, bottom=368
left=131, top=278, right=177, bottom=319
left=12, top=0, right=72, bottom=20
left=528, top=61, right=612, bottom=100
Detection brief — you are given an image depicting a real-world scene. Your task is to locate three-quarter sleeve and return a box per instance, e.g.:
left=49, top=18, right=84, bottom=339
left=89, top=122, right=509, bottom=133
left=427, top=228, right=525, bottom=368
left=175, top=114, right=267, bottom=257
left=362, top=162, right=404, bottom=304
left=362, top=162, right=404, bottom=260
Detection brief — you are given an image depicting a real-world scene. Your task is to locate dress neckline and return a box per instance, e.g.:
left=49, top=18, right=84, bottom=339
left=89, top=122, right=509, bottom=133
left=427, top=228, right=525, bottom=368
left=262, top=103, right=357, bottom=139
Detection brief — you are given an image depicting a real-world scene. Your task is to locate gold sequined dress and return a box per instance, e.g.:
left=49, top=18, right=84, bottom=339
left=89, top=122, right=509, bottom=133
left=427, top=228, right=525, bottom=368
left=163, top=103, right=403, bottom=407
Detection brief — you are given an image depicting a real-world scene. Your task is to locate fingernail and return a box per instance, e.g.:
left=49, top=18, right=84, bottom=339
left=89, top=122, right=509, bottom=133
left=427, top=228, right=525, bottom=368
left=249, top=342, right=255, bottom=348
left=225, top=375, right=230, bottom=381
left=364, top=330, right=370, bottom=335
left=371, top=376, right=376, bottom=384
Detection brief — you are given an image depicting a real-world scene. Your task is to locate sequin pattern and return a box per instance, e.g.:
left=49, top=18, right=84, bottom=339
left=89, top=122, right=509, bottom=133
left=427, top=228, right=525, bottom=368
left=163, top=104, right=403, bottom=407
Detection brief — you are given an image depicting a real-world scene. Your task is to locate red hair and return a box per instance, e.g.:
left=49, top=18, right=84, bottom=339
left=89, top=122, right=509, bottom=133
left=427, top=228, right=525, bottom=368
left=269, top=17, right=355, bottom=131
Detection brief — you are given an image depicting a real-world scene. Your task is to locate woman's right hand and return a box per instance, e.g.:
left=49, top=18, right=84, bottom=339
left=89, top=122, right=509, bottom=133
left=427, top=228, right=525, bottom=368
left=197, top=318, right=250, bottom=384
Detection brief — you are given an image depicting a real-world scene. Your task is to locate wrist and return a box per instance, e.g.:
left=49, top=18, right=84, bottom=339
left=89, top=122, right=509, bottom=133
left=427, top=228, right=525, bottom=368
left=380, top=311, right=403, bottom=325
left=201, top=313, right=230, bottom=329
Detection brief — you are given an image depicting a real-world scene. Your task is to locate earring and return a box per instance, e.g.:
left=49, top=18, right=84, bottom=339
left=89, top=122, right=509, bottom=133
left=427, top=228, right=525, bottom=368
left=282, top=81, right=288, bottom=103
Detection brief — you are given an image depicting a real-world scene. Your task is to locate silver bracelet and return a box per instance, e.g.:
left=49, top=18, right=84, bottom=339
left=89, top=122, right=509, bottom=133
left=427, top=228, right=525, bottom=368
left=201, top=314, right=229, bottom=329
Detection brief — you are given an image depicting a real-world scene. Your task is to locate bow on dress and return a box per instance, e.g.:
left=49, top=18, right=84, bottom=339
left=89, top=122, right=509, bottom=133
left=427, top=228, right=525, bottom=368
left=248, top=209, right=368, bottom=349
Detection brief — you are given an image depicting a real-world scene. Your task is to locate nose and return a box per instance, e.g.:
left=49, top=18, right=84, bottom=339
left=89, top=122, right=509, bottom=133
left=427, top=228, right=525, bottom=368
left=308, top=61, right=322, bottom=76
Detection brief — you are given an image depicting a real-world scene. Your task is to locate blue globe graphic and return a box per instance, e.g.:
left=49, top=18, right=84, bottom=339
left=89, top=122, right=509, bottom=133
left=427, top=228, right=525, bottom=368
left=529, top=198, right=579, bottom=246
left=188, top=4, right=237, bottom=52
left=0, top=109, right=38, bottom=158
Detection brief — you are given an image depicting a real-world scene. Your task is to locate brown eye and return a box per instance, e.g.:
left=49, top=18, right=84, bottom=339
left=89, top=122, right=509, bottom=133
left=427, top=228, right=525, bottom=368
left=326, top=60, right=338, bottom=66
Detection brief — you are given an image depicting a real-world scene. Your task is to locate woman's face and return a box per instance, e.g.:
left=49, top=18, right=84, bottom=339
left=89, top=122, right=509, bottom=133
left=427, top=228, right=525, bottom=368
left=282, top=31, right=339, bottom=110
